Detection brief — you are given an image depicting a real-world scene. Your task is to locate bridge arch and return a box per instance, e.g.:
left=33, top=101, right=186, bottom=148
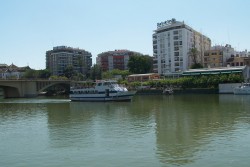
left=0, top=85, right=20, bottom=98
left=37, top=81, right=70, bottom=94
left=0, top=80, right=71, bottom=98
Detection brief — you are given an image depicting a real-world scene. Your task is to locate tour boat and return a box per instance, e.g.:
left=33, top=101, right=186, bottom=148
left=70, top=80, right=136, bottom=102
left=233, top=83, right=250, bottom=95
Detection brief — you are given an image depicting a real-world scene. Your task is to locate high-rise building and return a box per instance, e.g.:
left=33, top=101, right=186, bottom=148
left=46, top=46, right=92, bottom=76
left=96, top=50, right=143, bottom=71
left=153, top=18, right=211, bottom=76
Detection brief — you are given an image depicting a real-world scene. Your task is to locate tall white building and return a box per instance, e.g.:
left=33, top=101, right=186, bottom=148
left=153, top=18, right=211, bottom=76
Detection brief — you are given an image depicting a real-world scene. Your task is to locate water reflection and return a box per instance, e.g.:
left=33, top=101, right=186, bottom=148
left=0, top=95, right=250, bottom=166
left=46, top=101, right=156, bottom=150
left=153, top=94, right=250, bottom=166
left=0, top=103, right=47, bottom=127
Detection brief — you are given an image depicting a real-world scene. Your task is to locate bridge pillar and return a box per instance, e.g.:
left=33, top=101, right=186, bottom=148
left=20, top=81, right=37, bottom=97
left=0, top=87, right=4, bottom=99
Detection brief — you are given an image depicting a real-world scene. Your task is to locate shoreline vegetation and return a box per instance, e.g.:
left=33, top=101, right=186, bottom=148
left=136, top=88, right=218, bottom=95
left=40, top=73, right=243, bottom=96
left=123, top=73, right=243, bottom=95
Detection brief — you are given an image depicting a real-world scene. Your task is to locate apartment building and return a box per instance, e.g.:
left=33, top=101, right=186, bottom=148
left=153, top=18, right=211, bottom=76
left=46, top=46, right=92, bottom=76
left=96, top=50, right=142, bottom=71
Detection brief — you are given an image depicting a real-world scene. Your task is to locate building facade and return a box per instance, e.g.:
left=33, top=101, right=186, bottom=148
left=0, top=63, right=30, bottom=79
left=46, top=46, right=92, bottom=76
left=204, top=44, right=250, bottom=68
left=96, top=50, right=142, bottom=71
left=153, top=18, right=211, bottom=76
left=203, top=50, right=223, bottom=68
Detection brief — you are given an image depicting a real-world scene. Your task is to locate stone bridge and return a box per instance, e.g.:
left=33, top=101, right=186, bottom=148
left=0, top=80, right=71, bottom=98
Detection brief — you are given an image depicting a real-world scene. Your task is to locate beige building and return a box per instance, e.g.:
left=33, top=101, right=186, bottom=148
left=227, top=57, right=248, bottom=67
left=204, top=50, right=223, bottom=68
left=192, top=30, right=211, bottom=66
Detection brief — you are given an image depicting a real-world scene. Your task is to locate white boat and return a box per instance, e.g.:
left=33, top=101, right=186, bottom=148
left=233, top=83, right=250, bottom=95
left=70, top=80, right=136, bottom=102
left=163, top=87, right=174, bottom=95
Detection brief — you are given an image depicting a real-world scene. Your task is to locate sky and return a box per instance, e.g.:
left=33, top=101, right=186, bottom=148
left=0, top=0, right=250, bottom=70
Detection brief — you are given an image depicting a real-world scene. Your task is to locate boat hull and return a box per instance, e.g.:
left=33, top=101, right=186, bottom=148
left=234, top=83, right=250, bottom=95
left=234, top=88, right=250, bottom=95
left=70, top=91, right=136, bottom=102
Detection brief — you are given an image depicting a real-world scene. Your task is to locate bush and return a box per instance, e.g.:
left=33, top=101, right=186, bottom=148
left=126, top=74, right=244, bottom=89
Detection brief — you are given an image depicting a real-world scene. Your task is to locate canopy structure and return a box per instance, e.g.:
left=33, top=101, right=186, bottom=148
left=182, top=66, right=246, bottom=76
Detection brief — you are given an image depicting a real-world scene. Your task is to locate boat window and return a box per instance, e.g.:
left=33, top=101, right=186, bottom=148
left=97, top=83, right=102, bottom=86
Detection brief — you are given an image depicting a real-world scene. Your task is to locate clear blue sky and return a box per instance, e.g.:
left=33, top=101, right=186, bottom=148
left=1, top=0, right=249, bottom=69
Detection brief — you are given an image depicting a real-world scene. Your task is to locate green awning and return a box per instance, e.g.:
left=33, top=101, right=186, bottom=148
left=231, top=70, right=242, bottom=73
left=220, top=71, right=231, bottom=74
left=210, top=72, right=220, bottom=74
left=200, top=72, right=212, bottom=75
left=189, top=73, right=201, bottom=75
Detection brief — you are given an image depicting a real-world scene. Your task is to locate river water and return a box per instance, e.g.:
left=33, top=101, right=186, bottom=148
left=0, top=94, right=250, bottom=167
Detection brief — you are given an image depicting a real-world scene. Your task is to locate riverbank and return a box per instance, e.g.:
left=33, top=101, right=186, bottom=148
left=136, top=88, right=219, bottom=95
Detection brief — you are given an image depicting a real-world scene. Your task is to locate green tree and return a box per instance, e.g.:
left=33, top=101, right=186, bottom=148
left=90, top=64, right=102, bottom=80
left=23, top=69, right=38, bottom=79
left=190, top=63, right=203, bottom=69
left=189, top=48, right=203, bottom=69
left=128, top=54, right=153, bottom=74
left=37, top=69, right=51, bottom=79
left=102, top=69, right=131, bottom=80
left=63, top=66, right=76, bottom=79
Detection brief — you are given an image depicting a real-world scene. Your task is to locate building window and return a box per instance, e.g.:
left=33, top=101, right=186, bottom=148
left=174, top=52, right=179, bottom=56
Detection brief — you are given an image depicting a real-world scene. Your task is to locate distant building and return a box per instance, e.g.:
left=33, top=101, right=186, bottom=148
left=153, top=18, right=211, bottom=76
left=96, top=50, right=143, bottom=71
left=0, top=63, right=30, bottom=79
left=46, top=46, right=92, bottom=76
left=227, top=57, right=250, bottom=67
left=204, top=44, right=250, bottom=68
left=204, top=50, right=223, bottom=68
